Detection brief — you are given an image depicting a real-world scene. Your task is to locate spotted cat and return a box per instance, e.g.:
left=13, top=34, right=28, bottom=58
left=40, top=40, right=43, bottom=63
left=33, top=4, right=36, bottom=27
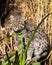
left=13, top=21, right=50, bottom=63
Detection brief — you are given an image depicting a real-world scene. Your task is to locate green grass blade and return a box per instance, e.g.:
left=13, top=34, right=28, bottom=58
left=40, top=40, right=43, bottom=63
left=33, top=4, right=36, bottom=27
left=22, top=54, right=26, bottom=65
left=19, top=34, right=23, bottom=65
left=14, top=51, right=19, bottom=65
left=5, top=51, right=11, bottom=65
left=0, top=60, right=2, bottom=65
left=32, top=62, right=41, bottom=65
left=4, top=55, right=15, bottom=65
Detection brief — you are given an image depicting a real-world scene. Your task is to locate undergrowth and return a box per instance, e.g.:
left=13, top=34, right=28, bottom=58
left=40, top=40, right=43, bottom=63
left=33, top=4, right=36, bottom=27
left=0, top=12, right=52, bottom=65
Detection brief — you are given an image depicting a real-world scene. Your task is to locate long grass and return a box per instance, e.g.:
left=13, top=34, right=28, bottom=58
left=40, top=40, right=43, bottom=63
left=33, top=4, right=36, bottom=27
left=0, top=12, right=52, bottom=65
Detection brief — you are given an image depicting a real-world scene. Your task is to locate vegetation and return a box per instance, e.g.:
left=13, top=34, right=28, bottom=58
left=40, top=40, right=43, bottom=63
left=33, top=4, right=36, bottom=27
left=0, top=0, right=52, bottom=65
left=0, top=12, right=52, bottom=65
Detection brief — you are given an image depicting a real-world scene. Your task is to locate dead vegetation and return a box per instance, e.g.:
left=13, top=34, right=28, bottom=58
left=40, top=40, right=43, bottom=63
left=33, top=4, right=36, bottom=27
left=0, top=0, right=52, bottom=65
